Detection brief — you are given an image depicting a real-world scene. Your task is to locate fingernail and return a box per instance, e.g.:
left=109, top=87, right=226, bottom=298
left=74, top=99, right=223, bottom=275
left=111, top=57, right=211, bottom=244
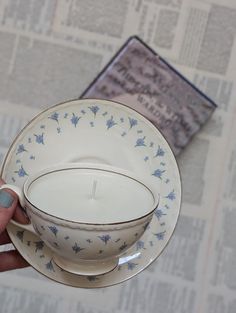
left=0, top=190, right=14, bottom=208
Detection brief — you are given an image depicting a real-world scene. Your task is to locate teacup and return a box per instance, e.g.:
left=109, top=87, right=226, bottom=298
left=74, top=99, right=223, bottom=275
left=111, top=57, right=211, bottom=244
left=1, top=163, right=159, bottom=275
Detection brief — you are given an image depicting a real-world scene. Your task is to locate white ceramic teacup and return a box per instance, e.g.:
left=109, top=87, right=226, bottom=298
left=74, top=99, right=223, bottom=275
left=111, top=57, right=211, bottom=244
left=1, top=163, right=159, bottom=276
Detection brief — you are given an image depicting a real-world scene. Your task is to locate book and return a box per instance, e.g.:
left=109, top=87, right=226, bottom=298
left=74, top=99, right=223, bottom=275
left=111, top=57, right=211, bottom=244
left=81, top=36, right=217, bottom=155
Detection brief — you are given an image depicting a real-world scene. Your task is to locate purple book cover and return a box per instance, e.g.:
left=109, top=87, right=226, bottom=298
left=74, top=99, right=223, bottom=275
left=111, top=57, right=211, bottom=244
left=81, top=36, right=217, bottom=155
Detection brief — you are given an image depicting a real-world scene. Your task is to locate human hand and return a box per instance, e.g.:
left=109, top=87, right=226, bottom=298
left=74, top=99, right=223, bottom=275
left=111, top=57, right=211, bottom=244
left=0, top=179, right=29, bottom=271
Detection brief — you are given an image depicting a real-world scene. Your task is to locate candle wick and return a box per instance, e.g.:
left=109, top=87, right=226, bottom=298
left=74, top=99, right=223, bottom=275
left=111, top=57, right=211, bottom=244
left=91, top=180, right=97, bottom=200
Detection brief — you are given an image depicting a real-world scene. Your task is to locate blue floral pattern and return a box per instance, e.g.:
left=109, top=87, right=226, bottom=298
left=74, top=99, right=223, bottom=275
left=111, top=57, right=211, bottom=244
left=165, top=190, right=176, bottom=201
left=127, top=262, right=138, bottom=270
left=15, top=165, right=28, bottom=177
left=72, top=243, right=84, bottom=253
left=16, top=144, right=27, bottom=155
left=45, top=259, right=55, bottom=272
left=6, top=100, right=181, bottom=287
left=48, top=112, right=59, bottom=123
left=98, top=235, right=111, bottom=244
left=154, top=231, right=166, bottom=240
left=48, top=226, right=58, bottom=237
left=34, top=133, right=44, bottom=145
left=155, top=209, right=166, bottom=220
left=135, top=136, right=146, bottom=147
left=152, top=169, right=166, bottom=179
left=89, top=105, right=99, bottom=116
left=136, top=240, right=145, bottom=250
left=129, top=117, right=138, bottom=129
left=154, top=145, right=165, bottom=157
left=71, top=113, right=81, bottom=127
left=35, top=241, right=44, bottom=252
left=119, top=242, right=128, bottom=251
left=106, top=116, right=117, bottom=129
left=16, top=230, right=24, bottom=242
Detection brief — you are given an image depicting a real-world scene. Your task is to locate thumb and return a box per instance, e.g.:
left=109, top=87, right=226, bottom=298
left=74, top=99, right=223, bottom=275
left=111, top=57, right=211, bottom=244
left=0, top=188, right=18, bottom=234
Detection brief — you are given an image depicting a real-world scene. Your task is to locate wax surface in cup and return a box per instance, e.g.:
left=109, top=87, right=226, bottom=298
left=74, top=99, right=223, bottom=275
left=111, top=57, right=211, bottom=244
left=27, top=169, right=155, bottom=223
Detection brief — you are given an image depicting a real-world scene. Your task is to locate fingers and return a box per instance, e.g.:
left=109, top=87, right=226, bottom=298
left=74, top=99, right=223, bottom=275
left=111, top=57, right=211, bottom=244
left=0, top=179, right=29, bottom=224
left=0, top=188, right=18, bottom=234
left=12, top=204, right=29, bottom=224
left=0, top=179, right=30, bottom=272
left=0, top=250, right=29, bottom=272
left=0, top=230, right=11, bottom=245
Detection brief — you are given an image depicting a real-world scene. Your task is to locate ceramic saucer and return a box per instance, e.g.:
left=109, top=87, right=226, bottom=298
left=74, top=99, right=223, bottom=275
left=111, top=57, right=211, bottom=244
left=1, top=99, right=181, bottom=287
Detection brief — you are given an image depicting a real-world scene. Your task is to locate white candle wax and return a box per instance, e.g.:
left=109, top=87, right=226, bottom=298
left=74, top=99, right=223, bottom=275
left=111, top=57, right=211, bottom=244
left=27, top=168, right=155, bottom=223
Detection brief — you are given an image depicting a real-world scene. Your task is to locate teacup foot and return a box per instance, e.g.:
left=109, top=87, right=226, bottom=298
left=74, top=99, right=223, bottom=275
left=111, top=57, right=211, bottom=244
left=53, top=255, right=118, bottom=276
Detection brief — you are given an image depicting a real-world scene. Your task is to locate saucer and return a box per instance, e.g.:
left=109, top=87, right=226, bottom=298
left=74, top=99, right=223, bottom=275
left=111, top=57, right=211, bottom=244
left=7, top=208, right=173, bottom=287
left=1, top=99, right=181, bottom=287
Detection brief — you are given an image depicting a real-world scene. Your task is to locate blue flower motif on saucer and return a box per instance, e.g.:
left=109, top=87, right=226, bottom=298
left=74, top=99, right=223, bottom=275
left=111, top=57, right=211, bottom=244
left=154, top=145, right=165, bottom=157
left=154, top=231, right=166, bottom=240
left=34, top=133, right=44, bottom=145
left=127, top=262, right=138, bottom=270
left=106, top=116, right=117, bottom=129
left=89, top=105, right=99, bottom=116
left=155, top=209, right=166, bottom=220
left=136, top=240, right=145, bottom=250
left=129, top=117, right=138, bottom=129
left=16, top=144, right=27, bottom=155
left=48, top=112, right=59, bottom=123
left=152, top=169, right=166, bottom=179
left=135, top=136, right=146, bottom=147
left=71, top=113, right=81, bottom=127
left=15, top=165, right=28, bottom=177
left=34, top=241, right=44, bottom=252
left=16, top=230, right=25, bottom=242
left=45, top=259, right=55, bottom=272
left=165, top=190, right=176, bottom=201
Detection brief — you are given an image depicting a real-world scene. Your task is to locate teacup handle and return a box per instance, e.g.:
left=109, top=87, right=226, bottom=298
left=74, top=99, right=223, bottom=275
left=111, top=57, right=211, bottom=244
left=0, top=184, right=36, bottom=234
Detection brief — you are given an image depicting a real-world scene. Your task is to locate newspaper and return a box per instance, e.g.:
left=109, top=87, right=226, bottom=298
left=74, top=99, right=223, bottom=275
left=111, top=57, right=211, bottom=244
left=0, top=0, right=236, bottom=312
